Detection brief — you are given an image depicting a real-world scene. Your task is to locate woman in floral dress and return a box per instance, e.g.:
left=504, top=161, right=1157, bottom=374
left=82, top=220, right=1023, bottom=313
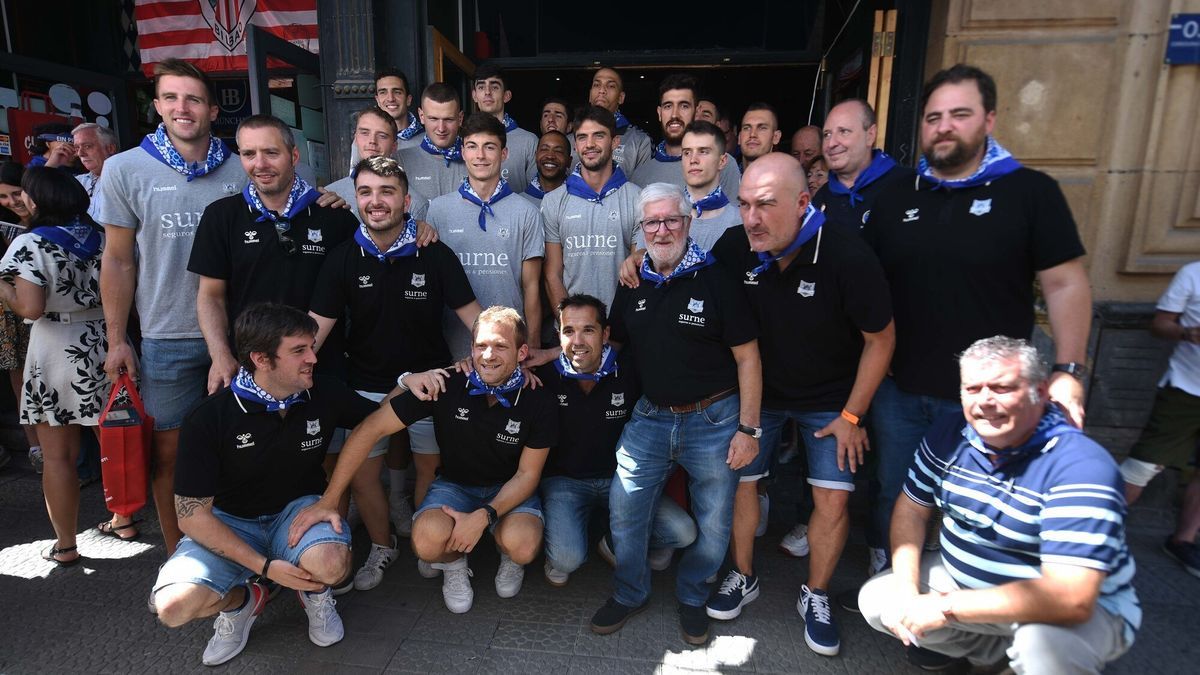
left=0, top=161, right=41, bottom=470
left=0, top=166, right=128, bottom=565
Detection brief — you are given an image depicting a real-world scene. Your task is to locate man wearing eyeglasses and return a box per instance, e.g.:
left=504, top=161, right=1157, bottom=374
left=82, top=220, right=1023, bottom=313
left=590, top=182, right=761, bottom=646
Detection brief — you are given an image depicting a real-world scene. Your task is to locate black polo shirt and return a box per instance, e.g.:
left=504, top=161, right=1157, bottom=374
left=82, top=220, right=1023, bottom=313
left=812, top=165, right=915, bottom=232
left=174, top=376, right=376, bottom=518
left=863, top=167, right=1086, bottom=399
left=712, top=225, right=892, bottom=411
left=535, top=352, right=639, bottom=480
left=309, top=240, right=476, bottom=393
left=390, top=370, right=558, bottom=487
left=609, top=265, right=757, bottom=407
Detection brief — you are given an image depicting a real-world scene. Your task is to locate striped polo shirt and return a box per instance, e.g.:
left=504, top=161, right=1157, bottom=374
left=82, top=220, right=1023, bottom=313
left=904, top=409, right=1141, bottom=644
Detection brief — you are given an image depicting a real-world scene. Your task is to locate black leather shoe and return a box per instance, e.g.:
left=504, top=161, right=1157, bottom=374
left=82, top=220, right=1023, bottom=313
left=678, top=602, right=710, bottom=646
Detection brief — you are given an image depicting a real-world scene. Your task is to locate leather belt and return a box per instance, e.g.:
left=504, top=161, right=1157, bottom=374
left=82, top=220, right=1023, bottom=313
left=667, top=386, right=737, bottom=414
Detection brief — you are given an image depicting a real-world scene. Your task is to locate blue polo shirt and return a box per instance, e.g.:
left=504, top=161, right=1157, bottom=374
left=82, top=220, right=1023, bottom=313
left=904, top=409, right=1140, bottom=644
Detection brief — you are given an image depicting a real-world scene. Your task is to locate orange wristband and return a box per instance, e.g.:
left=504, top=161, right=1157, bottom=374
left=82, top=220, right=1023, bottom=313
left=840, top=409, right=864, bottom=427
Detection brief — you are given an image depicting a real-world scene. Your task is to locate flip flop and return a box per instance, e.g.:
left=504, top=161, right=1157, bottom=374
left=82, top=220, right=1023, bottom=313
left=96, top=519, right=142, bottom=542
left=42, top=544, right=81, bottom=567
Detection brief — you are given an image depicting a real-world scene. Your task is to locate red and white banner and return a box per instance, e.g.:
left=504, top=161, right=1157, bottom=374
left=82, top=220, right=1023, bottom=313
left=135, top=0, right=319, bottom=77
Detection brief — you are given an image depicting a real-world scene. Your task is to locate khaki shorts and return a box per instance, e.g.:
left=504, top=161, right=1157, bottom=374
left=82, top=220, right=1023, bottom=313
left=1128, top=386, right=1200, bottom=469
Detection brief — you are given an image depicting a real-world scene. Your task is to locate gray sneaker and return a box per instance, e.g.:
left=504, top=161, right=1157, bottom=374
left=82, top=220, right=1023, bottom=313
left=297, top=588, right=344, bottom=647
left=201, top=582, right=267, bottom=666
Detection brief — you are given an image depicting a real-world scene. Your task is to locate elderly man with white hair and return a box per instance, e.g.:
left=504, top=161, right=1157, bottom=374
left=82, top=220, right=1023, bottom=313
left=72, top=122, right=119, bottom=219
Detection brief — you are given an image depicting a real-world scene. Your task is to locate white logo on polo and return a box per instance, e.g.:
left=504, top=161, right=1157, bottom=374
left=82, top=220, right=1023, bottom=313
left=236, top=433, right=254, bottom=449
left=902, top=208, right=920, bottom=222
left=498, top=227, right=510, bottom=239
left=244, top=230, right=261, bottom=244
left=505, top=419, right=521, bottom=435
left=455, top=407, right=470, bottom=421
left=557, top=394, right=568, bottom=406
left=307, top=230, right=323, bottom=243
left=411, top=273, right=425, bottom=288
left=797, top=280, right=816, bottom=297
left=687, top=298, right=704, bottom=314
left=358, top=275, right=373, bottom=288
left=611, top=392, right=625, bottom=406
left=448, top=228, right=465, bottom=233
left=413, top=175, right=432, bottom=181
left=306, top=419, right=320, bottom=436
left=969, top=199, right=992, bottom=216
left=565, top=214, right=582, bottom=220
left=636, top=299, right=647, bottom=312
left=744, top=271, right=759, bottom=286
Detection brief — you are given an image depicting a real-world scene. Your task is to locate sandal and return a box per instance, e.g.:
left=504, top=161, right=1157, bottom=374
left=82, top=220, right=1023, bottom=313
left=42, top=544, right=81, bottom=567
left=97, top=519, right=142, bottom=542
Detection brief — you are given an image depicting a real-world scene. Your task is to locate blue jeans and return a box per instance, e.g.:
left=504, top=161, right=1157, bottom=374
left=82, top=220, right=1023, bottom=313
left=609, top=393, right=740, bottom=607
left=414, top=477, right=544, bottom=525
left=761, top=408, right=854, bottom=491
left=540, top=475, right=696, bottom=574
left=868, top=377, right=959, bottom=549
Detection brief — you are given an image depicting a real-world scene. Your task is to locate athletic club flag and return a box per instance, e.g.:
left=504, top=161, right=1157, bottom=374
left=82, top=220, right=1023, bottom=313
left=135, top=0, right=319, bottom=76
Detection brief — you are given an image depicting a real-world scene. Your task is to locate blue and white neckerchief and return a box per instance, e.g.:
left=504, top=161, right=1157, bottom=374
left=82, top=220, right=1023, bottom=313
left=139, top=123, right=231, bottom=182
left=458, top=178, right=514, bottom=231
left=689, top=185, right=729, bottom=217
left=355, top=215, right=417, bottom=261
left=33, top=217, right=102, bottom=261
left=502, top=113, right=519, bottom=133
left=420, top=135, right=463, bottom=166
left=397, top=111, right=423, bottom=141
left=962, top=405, right=1081, bottom=470
left=918, top=136, right=1022, bottom=190
left=750, top=204, right=825, bottom=276
left=242, top=175, right=320, bottom=224
left=466, top=366, right=525, bottom=408
left=652, top=141, right=680, bottom=163
left=524, top=174, right=546, bottom=199
left=828, top=150, right=897, bottom=207
left=564, top=163, right=628, bottom=204
left=554, top=345, right=618, bottom=382
left=613, top=110, right=632, bottom=132
left=639, top=238, right=716, bottom=287
left=230, top=367, right=307, bottom=411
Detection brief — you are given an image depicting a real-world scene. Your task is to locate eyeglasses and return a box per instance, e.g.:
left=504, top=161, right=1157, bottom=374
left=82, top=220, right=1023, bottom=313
left=274, top=219, right=297, bottom=256
left=638, top=215, right=689, bottom=233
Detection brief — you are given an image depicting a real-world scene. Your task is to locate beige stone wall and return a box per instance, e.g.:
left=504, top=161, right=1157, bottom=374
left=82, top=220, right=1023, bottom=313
left=925, top=0, right=1200, bottom=303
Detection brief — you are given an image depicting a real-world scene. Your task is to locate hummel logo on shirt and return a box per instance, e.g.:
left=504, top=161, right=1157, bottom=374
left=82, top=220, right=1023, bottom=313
left=903, top=208, right=920, bottom=222
left=244, top=231, right=261, bottom=244
left=358, top=275, right=373, bottom=288
left=236, top=433, right=254, bottom=449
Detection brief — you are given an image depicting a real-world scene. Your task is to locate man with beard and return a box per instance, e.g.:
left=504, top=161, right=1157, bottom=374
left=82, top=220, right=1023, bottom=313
left=328, top=106, right=430, bottom=222
left=541, top=106, right=641, bottom=312
left=738, top=103, right=782, bottom=171
left=397, top=83, right=469, bottom=198
left=348, top=67, right=424, bottom=170
left=522, top=130, right=570, bottom=203
left=470, top=63, right=537, bottom=195
left=790, top=125, right=822, bottom=170
left=539, top=97, right=572, bottom=136
left=587, top=67, right=652, bottom=176
left=631, top=74, right=740, bottom=200
left=862, top=67, right=1091, bottom=668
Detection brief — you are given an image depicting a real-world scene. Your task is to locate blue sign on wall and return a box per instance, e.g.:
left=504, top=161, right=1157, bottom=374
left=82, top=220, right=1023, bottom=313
left=1166, top=14, right=1200, bottom=64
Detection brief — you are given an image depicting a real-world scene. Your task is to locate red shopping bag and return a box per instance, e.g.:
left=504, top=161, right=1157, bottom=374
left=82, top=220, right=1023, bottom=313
left=99, top=373, right=154, bottom=517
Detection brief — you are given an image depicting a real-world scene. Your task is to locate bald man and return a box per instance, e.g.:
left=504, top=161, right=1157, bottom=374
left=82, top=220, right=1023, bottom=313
left=710, top=153, right=894, bottom=656
left=790, top=125, right=821, bottom=170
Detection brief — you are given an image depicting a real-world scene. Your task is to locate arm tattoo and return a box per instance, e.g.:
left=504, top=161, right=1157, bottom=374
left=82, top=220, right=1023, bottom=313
left=175, top=495, right=213, bottom=519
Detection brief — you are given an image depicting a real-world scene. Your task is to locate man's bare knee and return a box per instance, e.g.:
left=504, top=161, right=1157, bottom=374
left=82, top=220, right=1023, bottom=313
left=298, top=543, right=351, bottom=585
left=495, top=515, right=543, bottom=564
left=154, top=583, right=219, bottom=628
left=412, top=510, right=454, bottom=560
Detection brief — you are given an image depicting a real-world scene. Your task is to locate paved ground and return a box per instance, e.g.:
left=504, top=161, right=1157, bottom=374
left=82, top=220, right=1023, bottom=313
left=0, top=445, right=1196, bottom=674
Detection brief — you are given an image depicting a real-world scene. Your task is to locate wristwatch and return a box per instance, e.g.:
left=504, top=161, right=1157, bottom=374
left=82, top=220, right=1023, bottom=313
left=396, top=371, right=413, bottom=392
left=737, top=424, right=762, bottom=439
left=481, top=504, right=498, bottom=526
left=1051, top=362, right=1088, bottom=380
left=840, top=409, right=866, bottom=428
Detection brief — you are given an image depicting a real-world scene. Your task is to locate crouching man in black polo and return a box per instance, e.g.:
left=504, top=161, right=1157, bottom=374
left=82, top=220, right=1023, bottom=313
left=151, top=304, right=378, bottom=667
left=289, top=306, right=557, bottom=614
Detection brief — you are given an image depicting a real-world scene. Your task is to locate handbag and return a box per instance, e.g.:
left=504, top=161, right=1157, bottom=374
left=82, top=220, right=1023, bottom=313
left=99, top=373, right=154, bottom=517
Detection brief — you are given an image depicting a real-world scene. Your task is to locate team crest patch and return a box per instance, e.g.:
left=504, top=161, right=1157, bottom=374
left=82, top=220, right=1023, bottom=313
left=224, top=183, right=238, bottom=194
left=306, top=419, right=321, bottom=436
left=505, top=419, right=521, bottom=435
left=201, top=0, right=257, bottom=52
left=611, top=392, right=625, bottom=407
left=687, top=298, right=704, bottom=314
left=411, top=273, right=425, bottom=288
left=969, top=199, right=992, bottom=216
left=609, top=210, right=619, bottom=220
left=307, top=230, right=323, bottom=243
left=797, top=280, right=816, bottom=297
left=498, top=227, right=510, bottom=239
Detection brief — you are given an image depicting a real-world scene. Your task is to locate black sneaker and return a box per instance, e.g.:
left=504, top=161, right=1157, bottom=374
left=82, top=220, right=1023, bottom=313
left=590, top=597, right=646, bottom=635
left=905, top=645, right=969, bottom=672
left=836, top=587, right=861, bottom=613
left=678, top=602, right=710, bottom=646
left=1163, top=536, right=1200, bottom=578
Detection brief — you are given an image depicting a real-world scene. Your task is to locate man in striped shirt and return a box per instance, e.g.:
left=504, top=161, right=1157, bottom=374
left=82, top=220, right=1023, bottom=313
left=859, top=337, right=1139, bottom=673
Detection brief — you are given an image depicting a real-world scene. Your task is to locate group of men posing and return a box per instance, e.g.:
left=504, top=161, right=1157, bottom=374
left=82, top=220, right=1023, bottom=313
left=91, top=55, right=1144, bottom=673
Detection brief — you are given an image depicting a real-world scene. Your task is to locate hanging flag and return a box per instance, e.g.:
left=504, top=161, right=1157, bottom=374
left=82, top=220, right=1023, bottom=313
left=134, top=0, right=319, bottom=77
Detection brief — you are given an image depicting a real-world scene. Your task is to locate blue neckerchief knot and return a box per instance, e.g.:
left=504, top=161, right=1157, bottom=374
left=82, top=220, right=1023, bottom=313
left=554, top=344, right=618, bottom=382
left=828, top=150, right=897, bottom=207
left=33, top=216, right=102, bottom=261
left=420, top=135, right=463, bottom=166
left=690, top=185, right=729, bottom=217
left=502, top=113, right=519, bottom=133
left=613, top=110, right=631, bottom=132
left=750, top=204, right=824, bottom=276
left=466, top=366, right=525, bottom=408
left=230, top=367, right=307, bottom=412
left=524, top=174, right=547, bottom=199
left=242, top=175, right=320, bottom=223
left=458, top=178, right=514, bottom=231
left=139, top=123, right=231, bottom=181
left=652, top=141, right=681, bottom=163
left=355, top=214, right=417, bottom=261
left=639, top=238, right=716, bottom=287
left=962, top=405, right=1081, bottom=469
left=564, top=163, right=628, bottom=203
left=398, top=111, right=423, bottom=141
left=918, top=136, right=1022, bottom=190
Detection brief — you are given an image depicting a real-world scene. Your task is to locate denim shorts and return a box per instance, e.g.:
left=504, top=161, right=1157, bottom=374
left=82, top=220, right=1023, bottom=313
left=760, top=408, right=855, bottom=491
left=325, top=390, right=391, bottom=459
left=414, top=477, right=543, bottom=526
left=140, top=337, right=209, bottom=431
left=152, top=494, right=351, bottom=598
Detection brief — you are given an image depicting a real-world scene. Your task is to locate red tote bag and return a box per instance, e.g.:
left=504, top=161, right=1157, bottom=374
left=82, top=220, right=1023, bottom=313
left=99, top=373, right=154, bottom=517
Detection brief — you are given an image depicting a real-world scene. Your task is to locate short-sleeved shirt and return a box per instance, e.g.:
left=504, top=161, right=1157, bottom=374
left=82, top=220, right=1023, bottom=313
left=397, top=146, right=470, bottom=198
left=612, top=125, right=652, bottom=177
left=812, top=165, right=915, bottom=232
left=712, top=224, right=891, bottom=411
left=1156, top=261, right=1200, bottom=396
left=174, top=377, right=376, bottom=518
left=187, top=195, right=358, bottom=328
left=535, top=353, right=639, bottom=480
left=78, top=172, right=104, bottom=221
left=324, top=174, right=430, bottom=223
left=501, top=125, right=538, bottom=195
left=863, top=167, right=1086, bottom=399
left=540, top=181, right=642, bottom=311
left=97, top=146, right=244, bottom=339
left=905, top=411, right=1141, bottom=644
left=390, top=370, right=558, bottom=486
left=309, top=239, right=476, bottom=392
left=630, top=153, right=741, bottom=207
left=609, top=265, right=757, bottom=406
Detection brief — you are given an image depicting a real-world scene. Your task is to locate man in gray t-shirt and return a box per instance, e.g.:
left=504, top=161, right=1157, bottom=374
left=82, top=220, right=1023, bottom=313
left=347, top=68, right=425, bottom=172
left=587, top=67, right=652, bottom=177
left=470, top=64, right=537, bottom=196
left=397, top=83, right=469, bottom=198
left=327, top=106, right=430, bottom=221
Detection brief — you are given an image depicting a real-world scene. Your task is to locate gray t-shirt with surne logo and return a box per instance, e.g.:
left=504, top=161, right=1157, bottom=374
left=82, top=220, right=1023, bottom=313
left=397, top=145, right=470, bottom=198
left=98, top=146, right=244, bottom=339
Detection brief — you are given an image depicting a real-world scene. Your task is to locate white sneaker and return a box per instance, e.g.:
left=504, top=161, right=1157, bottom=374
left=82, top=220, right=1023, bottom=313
left=297, top=588, right=344, bottom=647
left=779, top=523, right=810, bottom=558
left=543, top=560, right=569, bottom=587
left=755, top=493, right=770, bottom=537
left=495, top=553, right=525, bottom=598
left=867, top=547, right=889, bottom=577
left=417, top=559, right=440, bottom=579
left=354, top=535, right=400, bottom=591
left=434, top=557, right=474, bottom=613
left=202, top=582, right=267, bottom=666
left=648, top=547, right=674, bottom=571
left=390, top=496, right=413, bottom=538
